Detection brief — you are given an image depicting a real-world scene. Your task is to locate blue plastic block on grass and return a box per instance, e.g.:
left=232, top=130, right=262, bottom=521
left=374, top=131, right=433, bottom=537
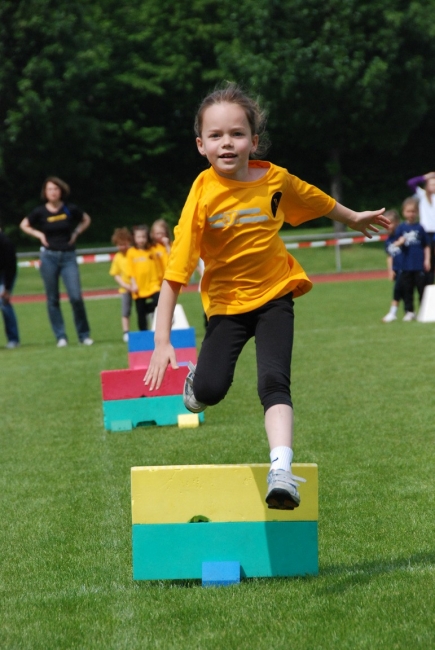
left=128, top=328, right=196, bottom=352
left=202, top=561, right=240, bottom=587
left=103, top=394, right=205, bottom=430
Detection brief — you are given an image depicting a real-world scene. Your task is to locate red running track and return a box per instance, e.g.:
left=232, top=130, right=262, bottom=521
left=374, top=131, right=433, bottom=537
left=13, top=270, right=388, bottom=304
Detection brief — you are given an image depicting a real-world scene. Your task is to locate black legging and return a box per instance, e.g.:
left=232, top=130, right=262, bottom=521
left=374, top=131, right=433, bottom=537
left=193, top=292, right=294, bottom=413
left=401, top=271, right=427, bottom=313
left=134, top=292, right=159, bottom=330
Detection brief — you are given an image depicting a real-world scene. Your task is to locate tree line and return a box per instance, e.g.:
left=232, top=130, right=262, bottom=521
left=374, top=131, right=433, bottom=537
left=1, top=0, right=435, bottom=245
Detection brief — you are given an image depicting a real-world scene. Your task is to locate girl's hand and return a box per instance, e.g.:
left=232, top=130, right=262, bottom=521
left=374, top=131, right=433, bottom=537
left=143, top=343, right=179, bottom=391
left=349, top=209, right=389, bottom=238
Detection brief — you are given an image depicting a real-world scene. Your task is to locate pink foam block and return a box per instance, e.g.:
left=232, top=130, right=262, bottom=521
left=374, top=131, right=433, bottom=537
left=101, top=366, right=189, bottom=400
left=128, top=347, right=197, bottom=370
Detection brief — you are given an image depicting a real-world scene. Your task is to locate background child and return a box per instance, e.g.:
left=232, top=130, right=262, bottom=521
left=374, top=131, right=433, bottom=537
left=382, top=209, right=404, bottom=323
left=109, top=227, right=133, bottom=342
left=144, top=82, right=389, bottom=510
left=393, top=197, right=430, bottom=321
left=150, top=218, right=172, bottom=255
left=127, top=225, right=165, bottom=331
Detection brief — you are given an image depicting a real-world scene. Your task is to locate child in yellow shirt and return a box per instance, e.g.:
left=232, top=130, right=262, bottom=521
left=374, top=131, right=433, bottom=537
left=127, top=225, right=166, bottom=331
left=144, top=83, right=390, bottom=510
left=109, top=227, right=133, bottom=342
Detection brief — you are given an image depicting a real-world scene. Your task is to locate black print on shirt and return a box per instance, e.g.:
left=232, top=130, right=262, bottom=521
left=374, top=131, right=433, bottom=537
left=271, top=192, right=282, bottom=217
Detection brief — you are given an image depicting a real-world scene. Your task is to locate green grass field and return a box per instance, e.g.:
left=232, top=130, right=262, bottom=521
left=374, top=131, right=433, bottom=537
left=1, top=270, right=434, bottom=648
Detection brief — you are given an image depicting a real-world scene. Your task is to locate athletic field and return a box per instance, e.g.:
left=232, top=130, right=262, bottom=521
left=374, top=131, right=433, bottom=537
left=1, top=259, right=434, bottom=649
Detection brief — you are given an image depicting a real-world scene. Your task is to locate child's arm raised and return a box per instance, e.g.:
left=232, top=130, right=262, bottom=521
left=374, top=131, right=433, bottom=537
left=143, top=279, right=181, bottom=390
left=326, top=203, right=389, bottom=237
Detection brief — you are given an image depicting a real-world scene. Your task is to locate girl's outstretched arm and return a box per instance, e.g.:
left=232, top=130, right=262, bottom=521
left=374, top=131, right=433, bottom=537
left=326, top=203, right=389, bottom=237
left=143, top=279, right=181, bottom=390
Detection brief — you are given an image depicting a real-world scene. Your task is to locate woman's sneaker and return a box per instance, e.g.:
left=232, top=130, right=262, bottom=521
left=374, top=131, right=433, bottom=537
left=265, top=469, right=306, bottom=510
left=402, top=312, right=416, bottom=322
left=183, top=362, right=207, bottom=413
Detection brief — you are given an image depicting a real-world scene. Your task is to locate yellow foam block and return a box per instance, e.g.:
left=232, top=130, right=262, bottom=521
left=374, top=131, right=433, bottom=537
left=177, top=414, right=200, bottom=428
left=131, top=463, right=318, bottom=524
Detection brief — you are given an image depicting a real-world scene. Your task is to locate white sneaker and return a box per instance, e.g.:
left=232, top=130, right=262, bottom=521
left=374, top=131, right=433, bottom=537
left=265, top=469, right=306, bottom=510
left=183, top=362, right=207, bottom=413
left=402, top=312, right=415, bottom=322
left=81, top=337, right=94, bottom=345
left=382, top=312, right=397, bottom=323
left=57, top=338, right=68, bottom=348
left=122, top=332, right=129, bottom=343
left=5, top=341, right=19, bottom=349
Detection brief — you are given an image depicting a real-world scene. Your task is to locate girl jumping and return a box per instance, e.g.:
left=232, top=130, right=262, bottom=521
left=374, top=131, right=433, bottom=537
left=144, top=83, right=389, bottom=510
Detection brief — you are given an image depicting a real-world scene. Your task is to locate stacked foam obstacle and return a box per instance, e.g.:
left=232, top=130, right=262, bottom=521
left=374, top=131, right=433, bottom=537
left=101, top=323, right=204, bottom=432
left=131, top=463, right=318, bottom=583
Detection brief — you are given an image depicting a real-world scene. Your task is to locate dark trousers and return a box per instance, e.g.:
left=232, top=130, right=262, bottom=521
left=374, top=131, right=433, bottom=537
left=193, top=292, right=294, bottom=413
left=135, top=292, right=159, bottom=330
left=401, top=271, right=427, bottom=313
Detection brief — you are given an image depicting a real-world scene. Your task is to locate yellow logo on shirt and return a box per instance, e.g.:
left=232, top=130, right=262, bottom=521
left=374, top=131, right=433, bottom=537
left=47, top=214, right=67, bottom=222
left=208, top=208, right=268, bottom=229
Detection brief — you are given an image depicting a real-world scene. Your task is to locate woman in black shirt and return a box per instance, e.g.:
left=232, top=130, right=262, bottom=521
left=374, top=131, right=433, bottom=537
left=20, top=177, right=93, bottom=347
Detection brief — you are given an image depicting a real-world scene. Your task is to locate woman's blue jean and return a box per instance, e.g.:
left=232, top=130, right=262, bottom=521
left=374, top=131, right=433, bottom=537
left=39, top=249, right=90, bottom=342
left=0, top=274, right=19, bottom=344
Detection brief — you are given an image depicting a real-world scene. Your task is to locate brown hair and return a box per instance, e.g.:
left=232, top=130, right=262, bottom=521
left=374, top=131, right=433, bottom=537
left=41, top=176, right=70, bottom=201
left=194, top=82, right=270, bottom=158
left=132, top=224, right=152, bottom=249
left=402, top=197, right=419, bottom=211
left=111, top=227, right=133, bottom=246
left=150, top=218, right=172, bottom=243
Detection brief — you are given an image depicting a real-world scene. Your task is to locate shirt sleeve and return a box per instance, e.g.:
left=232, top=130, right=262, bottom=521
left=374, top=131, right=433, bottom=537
left=27, top=206, right=42, bottom=227
left=406, top=176, right=425, bottom=193
left=280, top=174, right=336, bottom=227
left=164, top=173, right=207, bottom=285
left=109, top=255, right=120, bottom=276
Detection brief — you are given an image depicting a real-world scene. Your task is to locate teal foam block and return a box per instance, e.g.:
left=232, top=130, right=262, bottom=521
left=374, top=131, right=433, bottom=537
left=103, top=395, right=205, bottom=430
left=128, top=328, right=196, bottom=352
left=111, top=419, right=133, bottom=432
left=132, top=521, right=318, bottom=580
left=202, top=561, right=240, bottom=587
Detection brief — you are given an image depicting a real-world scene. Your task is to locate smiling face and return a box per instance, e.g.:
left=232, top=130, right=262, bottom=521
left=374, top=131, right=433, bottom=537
left=196, top=102, right=259, bottom=182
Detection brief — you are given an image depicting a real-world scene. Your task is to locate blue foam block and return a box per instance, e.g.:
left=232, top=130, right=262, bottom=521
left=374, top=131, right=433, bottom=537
left=202, top=561, right=240, bottom=587
left=128, top=328, right=196, bottom=352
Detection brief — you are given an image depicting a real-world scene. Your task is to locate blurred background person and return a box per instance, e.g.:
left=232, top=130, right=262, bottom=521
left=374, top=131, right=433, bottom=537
left=0, top=220, right=20, bottom=349
left=109, top=227, right=133, bottom=342
left=407, top=171, right=435, bottom=283
left=20, top=176, right=93, bottom=347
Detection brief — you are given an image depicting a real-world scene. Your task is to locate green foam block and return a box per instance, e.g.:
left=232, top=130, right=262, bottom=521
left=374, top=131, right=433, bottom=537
left=132, top=521, right=318, bottom=580
left=103, top=395, right=205, bottom=430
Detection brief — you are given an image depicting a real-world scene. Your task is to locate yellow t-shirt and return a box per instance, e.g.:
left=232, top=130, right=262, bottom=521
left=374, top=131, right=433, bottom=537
left=164, top=161, right=336, bottom=317
left=109, top=250, right=131, bottom=294
left=126, top=246, right=165, bottom=299
left=152, top=242, right=170, bottom=282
